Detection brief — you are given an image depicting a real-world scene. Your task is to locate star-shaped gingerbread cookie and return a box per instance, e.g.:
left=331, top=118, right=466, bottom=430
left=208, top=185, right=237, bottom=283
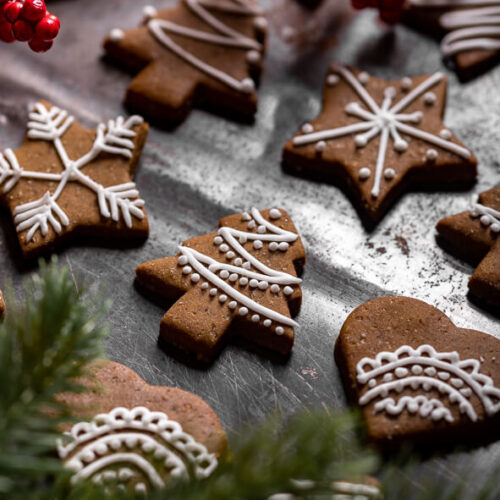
left=282, top=65, right=477, bottom=227
left=136, top=208, right=306, bottom=362
left=56, top=360, right=227, bottom=494
left=0, top=101, right=149, bottom=258
left=103, top=0, right=267, bottom=126
left=404, top=0, right=500, bottom=80
left=437, top=185, right=500, bottom=312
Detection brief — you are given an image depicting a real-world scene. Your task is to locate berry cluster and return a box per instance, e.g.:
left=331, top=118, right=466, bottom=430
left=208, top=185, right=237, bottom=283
left=352, top=0, right=406, bottom=24
left=0, top=0, right=59, bottom=52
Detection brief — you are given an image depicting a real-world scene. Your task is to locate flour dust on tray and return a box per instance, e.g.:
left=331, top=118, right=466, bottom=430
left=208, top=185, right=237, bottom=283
left=136, top=208, right=306, bottom=362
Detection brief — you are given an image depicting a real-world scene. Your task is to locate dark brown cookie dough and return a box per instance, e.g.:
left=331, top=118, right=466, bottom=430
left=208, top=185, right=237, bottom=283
left=335, top=296, right=500, bottom=448
left=282, top=65, right=477, bottom=228
left=0, top=101, right=149, bottom=259
left=136, top=208, right=306, bottom=362
left=436, top=185, right=500, bottom=311
left=56, top=360, right=227, bottom=493
left=103, top=0, right=267, bottom=126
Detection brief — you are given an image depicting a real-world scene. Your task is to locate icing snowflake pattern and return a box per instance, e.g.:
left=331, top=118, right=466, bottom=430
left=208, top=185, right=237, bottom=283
left=293, top=65, right=471, bottom=198
left=57, top=407, right=218, bottom=494
left=178, top=207, right=301, bottom=335
left=356, top=345, right=500, bottom=422
left=0, top=103, right=145, bottom=243
left=470, top=199, right=500, bottom=233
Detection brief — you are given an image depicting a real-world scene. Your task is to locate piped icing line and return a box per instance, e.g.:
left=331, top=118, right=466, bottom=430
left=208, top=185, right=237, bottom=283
left=410, top=0, right=499, bottom=6
left=58, top=407, right=218, bottom=488
left=292, top=66, right=471, bottom=199
left=374, top=395, right=454, bottom=422
left=0, top=103, right=145, bottom=242
left=470, top=199, right=500, bottom=232
left=146, top=0, right=263, bottom=94
left=356, top=344, right=500, bottom=422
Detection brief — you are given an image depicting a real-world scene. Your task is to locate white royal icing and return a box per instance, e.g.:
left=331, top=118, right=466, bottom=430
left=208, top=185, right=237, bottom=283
left=268, top=480, right=382, bottom=500
left=178, top=207, right=301, bottom=334
left=356, top=344, right=500, bottom=422
left=409, top=0, right=500, bottom=57
left=470, top=198, right=500, bottom=233
left=293, top=65, right=471, bottom=199
left=146, top=0, right=264, bottom=94
left=0, top=103, right=145, bottom=243
left=57, top=407, right=218, bottom=492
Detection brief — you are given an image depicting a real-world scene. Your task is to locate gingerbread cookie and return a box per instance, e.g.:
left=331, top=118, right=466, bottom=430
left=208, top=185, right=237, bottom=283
left=282, top=65, right=477, bottom=227
left=0, top=290, right=4, bottom=318
left=103, top=0, right=267, bottom=126
left=0, top=101, right=149, bottom=258
left=436, top=186, right=500, bottom=311
left=405, top=0, right=500, bottom=80
left=57, top=360, right=227, bottom=494
left=136, top=208, right=306, bottom=361
left=335, top=296, right=500, bottom=447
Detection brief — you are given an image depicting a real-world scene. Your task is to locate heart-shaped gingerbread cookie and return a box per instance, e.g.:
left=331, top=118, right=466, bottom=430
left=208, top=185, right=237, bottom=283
left=335, top=296, right=500, bottom=447
left=56, top=360, right=227, bottom=493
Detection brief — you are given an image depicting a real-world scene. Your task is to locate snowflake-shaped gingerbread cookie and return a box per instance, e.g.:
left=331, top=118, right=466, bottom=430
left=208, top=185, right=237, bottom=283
left=0, top=101, right=149, bottom=258
left=283, top=65, right=477, bottom=227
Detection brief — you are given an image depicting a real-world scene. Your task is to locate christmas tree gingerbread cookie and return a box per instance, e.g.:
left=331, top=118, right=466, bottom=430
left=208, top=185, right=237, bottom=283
left=282, top=65, right=477, bottom=227
left=57, top=360, right=227, bottom=494
left=335, top=296, right=500, bottom=447
left=103, top=0, right=267, bottom=126
left=0, top=101, right=149, bottom=258
left=437, top=185, right=500, bottom=311
left=136, top=208, right=306, bottom=361
left=405, top=0, right=500, bottom=80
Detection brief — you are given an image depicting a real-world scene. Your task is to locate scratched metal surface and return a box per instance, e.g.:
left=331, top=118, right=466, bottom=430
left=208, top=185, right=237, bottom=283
left=0, top=0, right=499, bottom=494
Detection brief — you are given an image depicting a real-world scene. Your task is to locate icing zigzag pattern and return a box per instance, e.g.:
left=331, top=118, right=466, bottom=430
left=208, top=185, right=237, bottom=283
left=58, top=407, right=218, bottom=494
left=356, top=345, right=500, bottom=422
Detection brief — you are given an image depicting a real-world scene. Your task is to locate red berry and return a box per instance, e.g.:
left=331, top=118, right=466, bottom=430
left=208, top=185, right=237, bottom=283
left=13, top=18, right=34, bottom=41
left=4, top=1, right=24, bottom=23
left=22, top=0, right=46, bottom=22
left=28, top=35, right=52, bottom=52
left=35, top=13, right=59, bottom=40
left=45, top=12, right=60, bottom=28
left=0, top=19, right=15, bottom=42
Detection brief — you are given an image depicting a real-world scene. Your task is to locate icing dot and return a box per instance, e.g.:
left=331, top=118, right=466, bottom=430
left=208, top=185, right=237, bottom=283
left=109, top=28, right=124, bottom=42
left=241, top=212, right=251, bottom=221
left=143, top=5, right=157, bottom=19
left=258, top=281, right=268, bottom=290
left=408, top=400, right=419, bottom=413
left=208, top=264, right=218, bottom=272
left=411, top=365, right=423, bottom=375
left=424, top=92, right=436, bottom=105
left=275, top=326, right=285, bottom=335
left=384, top=168, right=396, bottom=180
left=355, top=134, right=367, bottom=148
left=249, top=279, right=259, bottom=288
left=327, top=74, right=340, bottom=86
left=440, top=129, right=452, bottom=140
left=239, top=307, right=248, bottom=316
left=135, top=483, right=147, bottom=495
left=219, top=243, right=229, bottom=252
left=142, top=441, right=155, bottom=453
left=191, top=273, right=200, bottom=283
left=241, top=78, right=255, bottom=94
left=383, top=373, right=393, bottom=382
left=359, top=167, right=371, bottom=180
left=263, top=319, right=272, bottom=327
left=219, top=294, right=227, bottom=303
left=242, top=262, right=251, bottom=269
left=270, top=284, right=280, bottom=294
left=401, top=77, right=412, bottom=91
left=491, top=223, right=500, bottom=233
left=110, top=439, right=121, bottom=450
left=248, top=220, right=256, bottom=229
left=251, top=314, right=260, bottom=322
left=201, top=282, right=209, bottom=290
left=302, top=123, right=314, bottom=134
left=182, top=266, right=192, bottom=275
left=119, top=468, right=133, bottom=481
left=226, top=251, right=235, bottom=259
left=426, top=149, right=438, bottom=161
left=358, top=71, right=370, bottom=85
left=394, top=139, right=408, bottom=152
left=239, top=235, right=247, bottom=244
left=178, top=255, right=188, bottom=266
left=126, top=437, right=137, bottom=448
left=278, top=242, right=289, bottom=251
left=229, top=273, right=238, bottom=282
left=228, top=301, right=237, bottom=309
left=269, top=208, right=282, bottom=220
left=239, top=277, right=249, bottom=286
left=269, top=242, right=279, bottom=251
left=209, top=288, right=217, bottom=296
left=384, top=86, right=396, bottom=99
left=451, top=378, right=464, bottom=388
left=214, top=236, right=223, bottom=245
left=220, top=270, right=229, bottom=279
left=246, top=50, right=261, bottom=64
left=368, top=379, right=376, bottom=388
left=480, top=214, right=492, bottom=226
left=95, top=443, right=108, bottom=455
left=283, top=286, right=294, bottom=295
left=254, top=16, right=268, bottom=31
left=315, top=141, right=326, bottom=153
left=257, top=225, right=266, bottom=234
left=431, top=409, right=444, bottom=421
left=253, top=240, right=263, bottom=250
left=395, top=367, right=408, bottom=378
left=234, top=257, right=243, bottom=266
